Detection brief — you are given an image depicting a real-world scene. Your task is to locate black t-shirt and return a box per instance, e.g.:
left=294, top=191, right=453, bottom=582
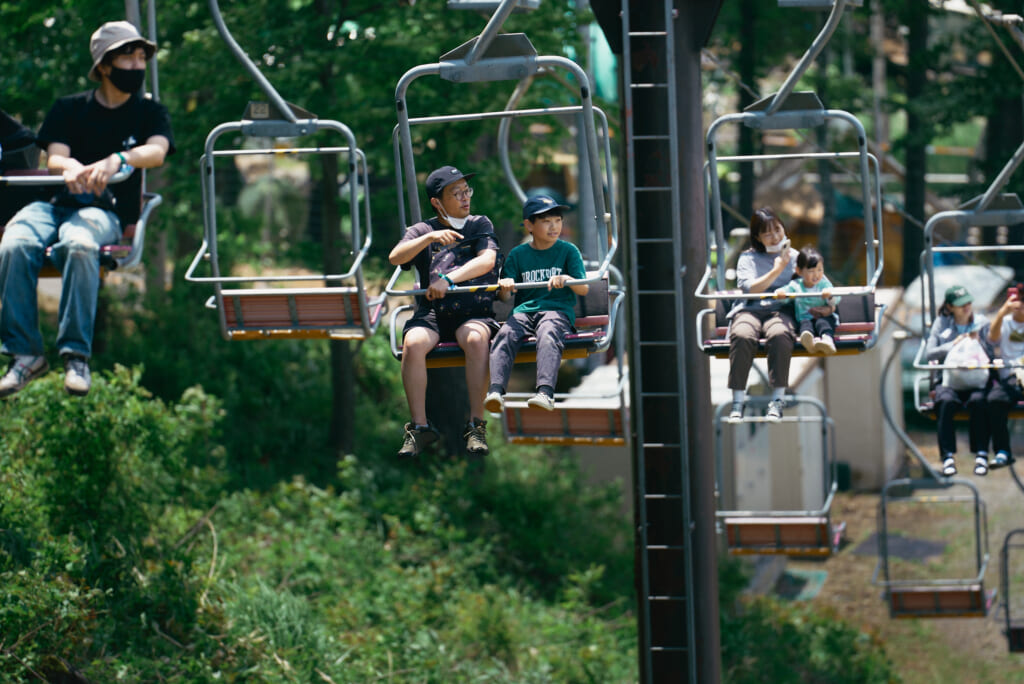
left=397, top=215, right=499, bottom=310
left=36, top=90, right=175, bottom=226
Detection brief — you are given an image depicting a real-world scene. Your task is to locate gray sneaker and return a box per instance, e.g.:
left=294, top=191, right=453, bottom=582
left=0, top=355, right=49, bottom=398
left=398, top=422, right=440, bottom=458
left=63, top=355, right=91, bottom=396
left=527, top=392, right=555, bottom=411
left=766, top=398, right=784, bottom=421
left=463, top=418, right=488, bottom=455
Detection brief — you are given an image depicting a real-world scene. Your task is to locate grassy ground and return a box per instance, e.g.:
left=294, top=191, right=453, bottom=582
left=781, top=429, right=1024, bottom=684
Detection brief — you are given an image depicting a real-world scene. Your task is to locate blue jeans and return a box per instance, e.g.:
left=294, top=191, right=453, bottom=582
left=0, top=200, right=121, bottom=358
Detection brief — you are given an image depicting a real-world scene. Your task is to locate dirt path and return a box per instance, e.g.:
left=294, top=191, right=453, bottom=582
left=780, top=429, right=1024, bottom=683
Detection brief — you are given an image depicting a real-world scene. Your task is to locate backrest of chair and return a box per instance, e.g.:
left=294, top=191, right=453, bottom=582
left=837, top=292, right=874, bottom=324
left=576, top=274, right=609, bottom=318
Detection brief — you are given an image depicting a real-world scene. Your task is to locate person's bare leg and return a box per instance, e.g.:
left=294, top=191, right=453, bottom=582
left=401, top=326, right=439, bottom=425
left=458, top=319, right=492, bottom=421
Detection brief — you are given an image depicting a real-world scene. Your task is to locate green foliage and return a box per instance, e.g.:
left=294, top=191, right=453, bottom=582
left=718, top=559, right=900, bottom=684
left=0, top=367, right=226, bottom=679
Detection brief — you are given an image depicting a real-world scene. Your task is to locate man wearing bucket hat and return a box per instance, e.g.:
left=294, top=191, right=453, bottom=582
left=388, top=165, right=500, bottom=459
left=0, top=21, right=174, bottom=399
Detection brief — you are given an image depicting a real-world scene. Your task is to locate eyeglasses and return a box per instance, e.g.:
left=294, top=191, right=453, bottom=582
left=449, top=186, right=474, bottom=201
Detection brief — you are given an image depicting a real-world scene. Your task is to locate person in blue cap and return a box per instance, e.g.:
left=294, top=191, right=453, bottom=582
left=483, top=194, right=588, bottom=413
left=388, top=165, right=500, bottom=458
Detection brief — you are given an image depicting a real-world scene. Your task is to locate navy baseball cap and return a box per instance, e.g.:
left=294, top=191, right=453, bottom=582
left=425, top=165, right=475, bottom=199
left=522, top=194, right=570, bottom=221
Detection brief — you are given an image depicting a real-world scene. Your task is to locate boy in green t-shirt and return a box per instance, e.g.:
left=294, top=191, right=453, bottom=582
left=483, top=195, right=589, bottom=412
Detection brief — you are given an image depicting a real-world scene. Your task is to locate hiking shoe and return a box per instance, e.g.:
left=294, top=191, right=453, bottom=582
left=63, top=355, right=91, bottom=396
left=941, top=455, right=957, bottom=477
left=463, top=418, right=488, bottom=455
left=484, top=391, right=505, bottom=413
left=766, top=398, right=784, bottom=421
left=974, top=454, right=989, bottom=477
left=799, top=330, right=816, bottom=353
left=728, top=401, right=744, bottom=423
left=0, top=355, right=48, bottom=398
left=527, top=392, right=555, bottom=411
left=814, top=335, right=837, bottom=355
left=397, top=422, right=440, bottom=458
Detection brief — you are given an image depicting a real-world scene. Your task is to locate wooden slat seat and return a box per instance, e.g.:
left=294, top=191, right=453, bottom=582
left=723, top=516, right=845, bottom=557
left=887, top=584, right=996, bottom=619
left=502, top=403, right=626, bottom=446
left=701, top=292, right=876, bottom=358
left=220, top=287, right=386, bottom=340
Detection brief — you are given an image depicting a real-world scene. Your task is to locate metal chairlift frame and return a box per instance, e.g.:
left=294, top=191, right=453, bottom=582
left=872, top=476, right=995, bottom=618
left=1001, top=528, right=1024, bottom=652
left=183, top=0, right=384, bottom=342
left=694, top=0, right=885, bottom=355
left=383, top=0, right=618, bottom=335
left=878, top=331, right=999, bottom=618
left=713, top=394, right=845, bottom=557
left=498, top=264, right=629, bottom=447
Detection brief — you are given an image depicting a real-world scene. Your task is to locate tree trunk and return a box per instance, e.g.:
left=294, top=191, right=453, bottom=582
left=737, top=0, right=757, bottom=224
left=319, top=153, right=355, bottom=454
left=901, top=2, right=928, bottom=287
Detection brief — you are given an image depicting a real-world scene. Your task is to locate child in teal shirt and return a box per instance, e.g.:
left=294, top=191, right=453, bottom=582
left=484, top=195, right=589, bottom=412
left=775, top=246, right=839, bottom=354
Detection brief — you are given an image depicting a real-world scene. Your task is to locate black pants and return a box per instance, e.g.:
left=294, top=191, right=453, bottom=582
left=934, top=383, right=989, bottom=456
left=986, top=378, right=1022, bottom=455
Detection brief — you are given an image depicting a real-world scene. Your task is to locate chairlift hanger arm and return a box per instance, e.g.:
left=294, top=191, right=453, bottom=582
left=207, top=0, right=295, bottom=124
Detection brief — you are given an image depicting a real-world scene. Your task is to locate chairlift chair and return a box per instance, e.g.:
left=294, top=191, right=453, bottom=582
left=873, top=477, right=996, bottom=619
left=384, top=0, right=619, bottom=367
left=0, top=167, right=157, bottom=277
left=695, top=0, right=884, bottom=358
left=910, top=140, right=1024, bottom=418
left=498, top=265, right=628, bottom=447
left=183, top=0, right=384, bottom=342
left=1001, top=528, right=1024, bottom=652
left=714, top=395, right=845, bottom=557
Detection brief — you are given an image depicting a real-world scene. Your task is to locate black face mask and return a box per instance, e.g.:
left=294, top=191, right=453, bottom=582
left=107, top=66, right=145, bottom=94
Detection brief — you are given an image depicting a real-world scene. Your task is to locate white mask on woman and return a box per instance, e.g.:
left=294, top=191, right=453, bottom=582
left=764, top=237, right=789, bottom=254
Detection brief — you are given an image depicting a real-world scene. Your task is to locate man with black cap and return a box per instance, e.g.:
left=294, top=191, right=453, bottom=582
left=0, top=21, right=174, bottom=398
left=388, top=165, right=499, bottom=458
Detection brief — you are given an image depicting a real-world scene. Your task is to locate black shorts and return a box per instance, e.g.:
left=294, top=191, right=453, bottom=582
left=403, top=306, right=499, bottom=343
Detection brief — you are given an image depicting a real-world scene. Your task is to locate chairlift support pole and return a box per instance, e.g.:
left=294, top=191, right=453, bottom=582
left=619, top=0, right=724, bottom=681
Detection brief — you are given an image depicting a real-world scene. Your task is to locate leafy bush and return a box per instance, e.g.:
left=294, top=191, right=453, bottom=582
left=0, top=368, right=226, bottom=678
left=718, top=558, right=899, bottom=684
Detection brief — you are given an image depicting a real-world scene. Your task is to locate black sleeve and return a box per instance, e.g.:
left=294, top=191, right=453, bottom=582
left=143, top=99, right=175, bottom=155
left=35, top=97, right=72, bottom=150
